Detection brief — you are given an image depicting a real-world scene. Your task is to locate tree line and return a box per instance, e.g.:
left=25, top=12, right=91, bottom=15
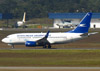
left=0, top=0, right=100, bottom=19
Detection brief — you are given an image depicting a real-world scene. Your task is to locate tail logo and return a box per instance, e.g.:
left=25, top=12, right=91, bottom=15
left=79, top=24, right=86, bottom=27
left=87, top=13, right=90, bottom=16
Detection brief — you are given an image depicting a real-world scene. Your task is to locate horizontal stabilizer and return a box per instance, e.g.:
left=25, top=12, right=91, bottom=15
left=88, top=32, right=98, bottom=36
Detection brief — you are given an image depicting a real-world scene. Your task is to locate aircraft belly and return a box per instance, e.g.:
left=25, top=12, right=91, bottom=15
left=48, top=38, right=67, bottom=44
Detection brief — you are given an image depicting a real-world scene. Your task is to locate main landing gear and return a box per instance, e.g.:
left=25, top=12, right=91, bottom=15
left=43, top=44, right=51, bottom=49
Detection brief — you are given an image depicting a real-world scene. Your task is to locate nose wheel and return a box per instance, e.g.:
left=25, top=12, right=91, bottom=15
left=8, top=44, right=14, bottom=48
left=12, top=45, right=14, bottom=48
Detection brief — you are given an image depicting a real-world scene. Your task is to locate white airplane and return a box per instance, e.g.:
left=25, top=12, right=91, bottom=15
left=54, top=20, right=78, bottom=28
left=2, top=12, right=96, bottom=48
left=16, top=12, right=26, bottom=27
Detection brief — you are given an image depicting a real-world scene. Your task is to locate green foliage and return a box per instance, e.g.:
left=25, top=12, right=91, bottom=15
left=0, top=0, right=99, bottom=19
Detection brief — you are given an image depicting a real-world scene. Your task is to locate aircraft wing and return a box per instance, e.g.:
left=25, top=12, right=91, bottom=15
left=25, top=31, right=51, bottom=47
left=36, top=31, right=50, bottom=46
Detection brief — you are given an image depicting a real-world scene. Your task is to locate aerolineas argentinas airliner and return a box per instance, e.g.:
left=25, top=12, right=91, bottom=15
left=2, top=13, right=96, bottom=48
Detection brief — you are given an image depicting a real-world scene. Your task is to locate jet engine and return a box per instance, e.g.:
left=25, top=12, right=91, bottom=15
left=25, top=41, right=38, bottom=47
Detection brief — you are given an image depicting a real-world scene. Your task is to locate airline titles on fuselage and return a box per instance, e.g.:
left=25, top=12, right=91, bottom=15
left=17, top=34, right=66, bottom=38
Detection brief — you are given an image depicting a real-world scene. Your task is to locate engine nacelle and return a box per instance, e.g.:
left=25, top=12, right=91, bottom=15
left=25, top=41, right=37, bottom=47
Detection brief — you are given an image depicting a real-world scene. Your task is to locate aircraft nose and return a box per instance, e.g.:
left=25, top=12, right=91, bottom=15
left=2, top=38, right=9, bottom=43
left=2, top=38, right=6, bottom=43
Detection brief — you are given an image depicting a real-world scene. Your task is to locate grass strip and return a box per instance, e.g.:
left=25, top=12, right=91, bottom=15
left=0, top=50, right=100, bottom=66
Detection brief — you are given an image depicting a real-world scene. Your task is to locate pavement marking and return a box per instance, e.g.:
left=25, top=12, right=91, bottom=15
left=0, top=48, right=100, bottom=50
left=0, top=67, right=100, bottom=69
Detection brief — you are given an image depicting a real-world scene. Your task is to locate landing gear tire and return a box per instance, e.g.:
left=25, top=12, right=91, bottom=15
left=43, top=44, right=51, bottom=49
left=12, top=45, right=14, bottom=48
left=48, top=44, right=51, bottom=49
left=43, top=45, right=47, bottom=48
left=8, top=44, right=14, bottom=48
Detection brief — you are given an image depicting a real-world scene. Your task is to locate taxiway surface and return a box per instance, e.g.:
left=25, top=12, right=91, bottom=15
left=0, top=67, right=100, bottom=71
left=0, top=48, right=100, bottom=50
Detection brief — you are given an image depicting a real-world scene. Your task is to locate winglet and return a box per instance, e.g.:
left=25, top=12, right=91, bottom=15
left=45, top=31, right=50, bottom=38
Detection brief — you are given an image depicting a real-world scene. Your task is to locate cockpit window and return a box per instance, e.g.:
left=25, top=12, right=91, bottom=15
left=6, top=36, right=10, bottom=38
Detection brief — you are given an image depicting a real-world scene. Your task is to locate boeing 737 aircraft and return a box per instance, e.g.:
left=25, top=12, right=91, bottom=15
left=2, top=12, right=96, bottom=48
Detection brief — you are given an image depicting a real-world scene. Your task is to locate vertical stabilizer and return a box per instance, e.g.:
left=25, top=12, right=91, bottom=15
left=22, top=12, right=26, bottom=22
left=67, top=12, right=92, bottom=33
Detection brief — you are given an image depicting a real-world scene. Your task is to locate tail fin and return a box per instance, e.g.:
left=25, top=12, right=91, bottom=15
left=67, top=12, right=92, bottom=33
left=22, top=12, right=26, bottom=22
